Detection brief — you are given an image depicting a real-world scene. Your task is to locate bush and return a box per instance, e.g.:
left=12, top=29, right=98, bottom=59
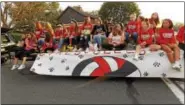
left=10, top=32, right=22, bottom=43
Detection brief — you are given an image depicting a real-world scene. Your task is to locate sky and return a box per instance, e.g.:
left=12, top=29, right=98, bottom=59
left=59, top=2, right=184, bottom=23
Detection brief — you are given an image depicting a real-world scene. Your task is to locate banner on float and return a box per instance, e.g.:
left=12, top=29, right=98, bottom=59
left=30, top=49, right=184, bottom=78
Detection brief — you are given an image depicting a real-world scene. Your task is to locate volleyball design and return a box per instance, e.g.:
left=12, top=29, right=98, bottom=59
left=72, top=56, right=141, bottom=77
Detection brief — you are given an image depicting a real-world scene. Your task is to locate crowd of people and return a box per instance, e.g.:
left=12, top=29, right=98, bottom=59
left=11, top=12, right=184, bottom=71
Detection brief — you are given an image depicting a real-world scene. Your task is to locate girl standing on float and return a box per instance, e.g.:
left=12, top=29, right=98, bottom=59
left=148, top=12, right=160, bottom=32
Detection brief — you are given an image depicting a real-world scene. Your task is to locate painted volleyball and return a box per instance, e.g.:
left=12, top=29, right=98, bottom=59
left=72, top=56, right=141, bottom=77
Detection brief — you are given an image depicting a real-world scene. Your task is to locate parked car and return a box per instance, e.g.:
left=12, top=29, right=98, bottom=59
left=1, top=28, right=16, bottom=64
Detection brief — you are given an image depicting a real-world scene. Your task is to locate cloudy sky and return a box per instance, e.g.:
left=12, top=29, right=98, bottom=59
left=59, top=2, right=184, bottom=23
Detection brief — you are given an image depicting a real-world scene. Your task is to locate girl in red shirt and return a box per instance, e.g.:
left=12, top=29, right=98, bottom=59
left=149, top=12, right=160, bottom=33
left=53, top=24, right=62, bottom=44
left=64, top=19, right=80, bottom=51
left=176, top=26, right=184, bottom=59
left=136, top=16, right=145, bottom=34
left=41, top=32, right=57, bottom=53
left=159, top=19, right=181, bottom=70
left=78, top=16, right=93, bottom=51
left=133, top=19, right=154, bottom=60
left=55, top=24, right=68, bottom=51
left=176, top=26, right=184, bottom=44
left=125, top=13, right=138, bottom=43
left=35, top=21, right=45, bottom=46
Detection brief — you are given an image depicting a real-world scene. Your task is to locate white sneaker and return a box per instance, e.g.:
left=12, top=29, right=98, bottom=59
left=11, top=65, right=19, bottom=70
left=85, top=48, right=89, bottom=52
left=78, top=48, right=83, bottom=51
left=98, top=47, right=102, bottom=51
left=73, top=47, right=77, bottom=52
left=172, top=63, right=181, bottom=71
left=18, top=64, right=26, bottom=70
left=133, top=56, right=139, bottom=61
left=54, top=49, right=60, bottom=53
left=133, top=54, right=139, bottom=61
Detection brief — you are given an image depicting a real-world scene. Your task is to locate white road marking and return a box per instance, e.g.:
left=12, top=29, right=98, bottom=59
left=161, top=78, right=184, bottom=104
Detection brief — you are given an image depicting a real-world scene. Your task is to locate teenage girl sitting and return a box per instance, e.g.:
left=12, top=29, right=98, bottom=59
left=11, top=33, right=37, bottom=70
left=158, top=19, right=181, bottom=70
left=102, top=24, right=125, bottom=50
left=133, top=19, right=154, bottom=60
left=40, top=32, right=57, bottom=53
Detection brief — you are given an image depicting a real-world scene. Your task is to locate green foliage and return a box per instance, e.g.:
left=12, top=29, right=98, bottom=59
left=99, top=2, right=140, bottom=24
left=173, top=22, right=184, bottom=32
left=10, top=32, right=22, bottom=42
left=1, top=2, right=61, bottom=31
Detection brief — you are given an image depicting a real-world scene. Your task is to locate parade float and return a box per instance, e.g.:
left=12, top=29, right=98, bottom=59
left=30, top=49, right=184, bottom=78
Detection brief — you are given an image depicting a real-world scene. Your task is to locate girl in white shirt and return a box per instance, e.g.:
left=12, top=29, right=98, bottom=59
left=102, top=24, right=125, bottom=50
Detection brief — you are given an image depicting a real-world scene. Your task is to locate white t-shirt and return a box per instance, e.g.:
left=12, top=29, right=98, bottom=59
left=109, top=33, right=122, bottom=44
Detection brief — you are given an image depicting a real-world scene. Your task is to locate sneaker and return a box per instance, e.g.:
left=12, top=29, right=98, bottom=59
left=54, top=49, right=60, bottom=53
left=11, top=65, right=19, bottom=70
left=172, top=63, right=181, bottom=71
left=78, top=48, right=83, bottom=52
left=85, top=48, right=89, bottom=52
left=73, top=47, right=77, bottom=52
left=133, top=57, right=139, bottom=61
left=98, top=47, right=102, bottom=51
left=133, top=54, right=139, bottom=61
left=18, top=64, right=26, bottom=70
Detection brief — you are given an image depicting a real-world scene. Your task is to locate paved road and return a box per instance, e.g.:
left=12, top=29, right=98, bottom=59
left=1, top=61, right=182, bottom=104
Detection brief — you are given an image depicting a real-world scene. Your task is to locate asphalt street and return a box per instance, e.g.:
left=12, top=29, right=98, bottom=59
left=1, top=61, right=182, bottom=104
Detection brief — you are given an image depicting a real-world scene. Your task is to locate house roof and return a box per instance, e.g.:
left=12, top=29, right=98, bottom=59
left=58, top=6, right=97, bottom=20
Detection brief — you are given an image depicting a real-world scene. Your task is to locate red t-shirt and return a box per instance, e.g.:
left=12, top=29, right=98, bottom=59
left=54, top=28, right=61, bottom=38
left=35, top=29, right=44, bottom=39
left=137, top=21, right=142, bottom=33
left=138, top=28, right=154, bottom=45
left=126, top=20, right=137, bottom=34
left=158, top=28, right=176, bottom=44
left=54, top=28, right=68, bottom=38
left=176, top=26, right=184, bottom=43
left=25, top=38, right=35, bottom=51
left=42, top=39, right=53, bottom=51
left=149, top=18, right=157, bottom=32
left=81, top=23, right=93, bottom=30
left=69, top=25, right=80, bottom=37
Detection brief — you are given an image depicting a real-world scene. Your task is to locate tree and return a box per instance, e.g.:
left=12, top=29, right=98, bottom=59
left=1, top=2, right=61, bottom=30
left=99, top=2, right=140, bottom=24
left=1, top=2, right=13, bottom=28
left=87, top=10, right=99, bottom=17
left=173, top=22, right=184, bottom=32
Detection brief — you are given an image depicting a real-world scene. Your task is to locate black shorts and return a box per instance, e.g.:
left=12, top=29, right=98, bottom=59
left=45, top=48, right=55, bottom=53
left=14, top=46, right=25, bottom=59
left=179, top=43, right=185, bottom=59
left=23, top=49, right=35, bottom=57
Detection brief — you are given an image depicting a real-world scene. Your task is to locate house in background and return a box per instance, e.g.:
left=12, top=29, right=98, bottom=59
left=58, top=6, right=97, bottom=27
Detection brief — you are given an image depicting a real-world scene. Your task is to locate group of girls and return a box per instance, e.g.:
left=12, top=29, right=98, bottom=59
left=132, top=13, right=184, bottom=70
left=11, top=30, right=58, bottom=70
left=11, top=12, right=184, bottom=71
